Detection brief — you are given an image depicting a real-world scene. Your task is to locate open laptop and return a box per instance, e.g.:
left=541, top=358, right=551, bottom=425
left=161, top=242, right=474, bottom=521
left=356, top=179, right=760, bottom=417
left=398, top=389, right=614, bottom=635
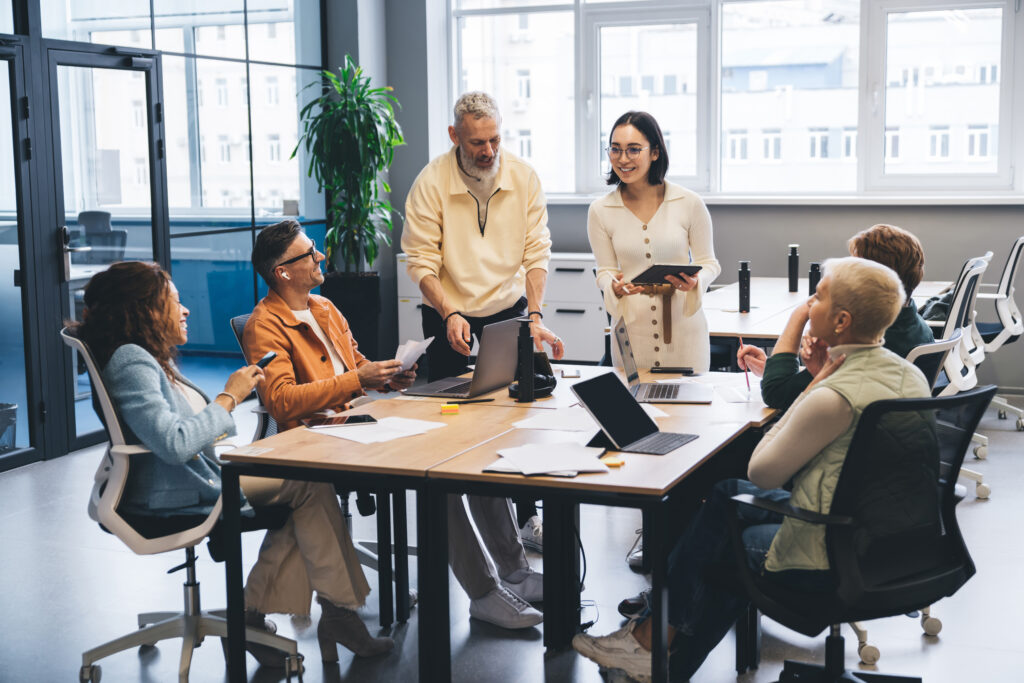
left=612, top=319, right=714, bottom=404
left=403, top=318, right=520, bottom=398
left=570, top=372, right=698, bottom=455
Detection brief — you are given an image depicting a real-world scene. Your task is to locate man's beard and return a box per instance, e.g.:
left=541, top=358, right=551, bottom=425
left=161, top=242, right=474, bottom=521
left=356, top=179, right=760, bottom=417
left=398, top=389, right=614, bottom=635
left=459, top=146, right=500, bottom=181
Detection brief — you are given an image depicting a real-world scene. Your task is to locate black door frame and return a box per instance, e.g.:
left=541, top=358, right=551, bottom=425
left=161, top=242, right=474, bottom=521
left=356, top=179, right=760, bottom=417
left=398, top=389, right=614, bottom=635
left=0, top=36, right=45, bottom=471
left=37, top=39, right=169, bottom=456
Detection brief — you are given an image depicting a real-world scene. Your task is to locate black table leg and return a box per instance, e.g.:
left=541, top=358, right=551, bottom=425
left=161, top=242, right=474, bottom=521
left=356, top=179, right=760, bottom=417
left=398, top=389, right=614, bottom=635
left=542, top=497, right=581, bottom=651
left=649, top=500, right=670, bottom=683
left=417, top=484, right=450, bottom=682
left=640, top=506, right=652, bottom=573
left=223, top=465, right=246, bottom=683
left=393, top=490, right=410, bottom=622
left=376, top=489, right=394, bottom=628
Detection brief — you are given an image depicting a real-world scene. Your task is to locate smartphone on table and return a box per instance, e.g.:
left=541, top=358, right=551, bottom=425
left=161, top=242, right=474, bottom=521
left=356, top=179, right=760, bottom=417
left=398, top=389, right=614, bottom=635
left=302, top=414, right=378, bottom=428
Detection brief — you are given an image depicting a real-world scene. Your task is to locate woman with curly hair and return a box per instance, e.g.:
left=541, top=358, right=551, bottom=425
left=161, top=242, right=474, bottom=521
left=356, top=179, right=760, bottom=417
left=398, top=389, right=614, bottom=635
left=71, top=261, right=392, bottom=665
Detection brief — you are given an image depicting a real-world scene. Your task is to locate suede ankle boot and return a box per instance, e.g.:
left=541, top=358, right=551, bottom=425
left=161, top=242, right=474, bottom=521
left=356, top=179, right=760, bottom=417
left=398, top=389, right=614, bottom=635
left=316, top=596, right=394, bottom=661
left=220, top=609, right=286, bottom=668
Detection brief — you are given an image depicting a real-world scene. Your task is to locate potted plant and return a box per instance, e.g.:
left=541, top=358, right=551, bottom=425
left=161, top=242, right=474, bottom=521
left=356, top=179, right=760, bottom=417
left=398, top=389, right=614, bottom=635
left=294, top=55, right=404, bottom=358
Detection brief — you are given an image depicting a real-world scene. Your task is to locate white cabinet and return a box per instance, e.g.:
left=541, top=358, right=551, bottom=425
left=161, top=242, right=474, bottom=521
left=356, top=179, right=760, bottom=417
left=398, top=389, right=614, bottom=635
left=395, top=252, right=606, bottom=363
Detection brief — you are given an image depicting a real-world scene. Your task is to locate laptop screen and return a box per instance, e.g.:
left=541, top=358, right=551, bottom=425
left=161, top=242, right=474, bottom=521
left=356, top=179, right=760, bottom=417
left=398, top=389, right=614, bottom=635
left=612, top=318, right=640, bottom=386
left=570, top=372, right=659, bottom=448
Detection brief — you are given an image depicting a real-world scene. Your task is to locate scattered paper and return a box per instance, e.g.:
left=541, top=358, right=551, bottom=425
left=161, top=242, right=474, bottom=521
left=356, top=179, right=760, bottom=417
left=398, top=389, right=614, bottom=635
left=512, top=406, right=597, bottom=431
left=484, top=459, right=578, bottom=478
left=395, top=337, right=434, bottom=371
left=313, top=416, right=446, bottom=444
left=496, top=442, right=608, bottom=476
left=717, top=386, right=756, bottom=403
left=641, top=404, right=668, bottom=418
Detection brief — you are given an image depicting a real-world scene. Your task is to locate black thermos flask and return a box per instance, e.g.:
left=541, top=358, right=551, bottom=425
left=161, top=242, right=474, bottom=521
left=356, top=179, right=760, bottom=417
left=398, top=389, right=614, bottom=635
left=516, top=318, right=534, bottom=403
left=808, top=262, right=821, bottom=296
left=788, top=244, right=799, bottom=292
left=738, top=261, right=751, bottom=313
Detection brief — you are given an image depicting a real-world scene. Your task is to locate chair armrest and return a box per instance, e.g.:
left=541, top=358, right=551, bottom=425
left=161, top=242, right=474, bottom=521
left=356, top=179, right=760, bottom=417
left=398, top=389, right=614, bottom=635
left=730, top=493, right=853, bottom=526
left=926, top=320, right=945, bottom=329
left=110, top=444, right=151, bottom=456
left=975, top=292, right=1004, bottom=300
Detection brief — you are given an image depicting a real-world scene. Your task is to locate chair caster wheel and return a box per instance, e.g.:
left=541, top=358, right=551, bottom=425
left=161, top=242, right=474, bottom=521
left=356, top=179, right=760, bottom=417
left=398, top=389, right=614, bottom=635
left=285, top=653, right=305, bottom=682
left=80, top=664, right=101, bottom=683
left=1017, top=418, right=1024, bottom=432
left=976, top=483, right=991, bottom=499
left=998, top=410, right=1007, bottom=419
left=922, top=615, right=942, bottom=636
left=858, top=643, right=880, bottom=665
left=973, top=445, right=987, bottom=459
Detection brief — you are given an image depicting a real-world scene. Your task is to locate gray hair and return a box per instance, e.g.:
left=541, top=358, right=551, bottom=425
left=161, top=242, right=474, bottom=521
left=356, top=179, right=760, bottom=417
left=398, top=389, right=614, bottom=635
left=822, top=256, right=906, bottom=341
left=453, top=91, right=501, bottom=129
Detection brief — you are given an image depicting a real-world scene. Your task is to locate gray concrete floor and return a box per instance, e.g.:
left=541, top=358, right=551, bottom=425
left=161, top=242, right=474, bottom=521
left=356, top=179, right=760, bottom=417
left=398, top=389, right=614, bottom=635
left=1, top=400, right=1023, bottom=682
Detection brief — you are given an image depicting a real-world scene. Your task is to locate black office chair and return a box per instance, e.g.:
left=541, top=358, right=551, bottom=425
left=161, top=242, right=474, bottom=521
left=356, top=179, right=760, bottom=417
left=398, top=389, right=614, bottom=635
left=728, top=385, right=995, bottom=683
left=60, top=328, right=302, bottom=683
left=70, top=210, right=128, bottom=265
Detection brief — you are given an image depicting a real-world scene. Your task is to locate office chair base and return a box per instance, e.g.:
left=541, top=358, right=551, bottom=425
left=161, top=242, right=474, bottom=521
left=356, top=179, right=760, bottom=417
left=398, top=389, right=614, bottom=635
left=82, top=611, right=302, bottom=682
left=779, top=660, right=921, bottom=682
left=992, top=395, right=1024, bottom=425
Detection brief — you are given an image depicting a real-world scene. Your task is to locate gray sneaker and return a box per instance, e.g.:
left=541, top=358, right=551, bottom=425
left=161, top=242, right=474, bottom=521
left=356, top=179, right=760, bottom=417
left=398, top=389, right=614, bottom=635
left=519, top=515, right=543, bottom=552
left=501, top=567, right=543, bottom=603
left=572, top=622, right=652, bottom=682
left=469, top=585, right=543, bottom=629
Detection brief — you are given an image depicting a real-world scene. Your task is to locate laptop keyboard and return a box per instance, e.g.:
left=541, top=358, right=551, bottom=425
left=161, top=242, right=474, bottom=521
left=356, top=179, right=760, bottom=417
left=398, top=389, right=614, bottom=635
left=639, top=383, right=680, bottom=400
left=624, top=431, right=697, bottom=455
left=435, top=380, right=473, bottom=396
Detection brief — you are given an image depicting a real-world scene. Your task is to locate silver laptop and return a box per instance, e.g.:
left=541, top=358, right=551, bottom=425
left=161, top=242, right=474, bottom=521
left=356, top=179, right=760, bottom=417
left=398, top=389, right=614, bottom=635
left=570, top=372, right=698, bottom=455
left=612, top=318, right=714, bottom=404
left=403, top=318, right=520, bottom=398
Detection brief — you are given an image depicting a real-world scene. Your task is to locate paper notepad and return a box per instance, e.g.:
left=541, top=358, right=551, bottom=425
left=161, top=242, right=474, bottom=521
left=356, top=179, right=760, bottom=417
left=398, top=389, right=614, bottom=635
left=490, top=442, right=608, bottom=476
left=313, top=416, right=446, bottom=444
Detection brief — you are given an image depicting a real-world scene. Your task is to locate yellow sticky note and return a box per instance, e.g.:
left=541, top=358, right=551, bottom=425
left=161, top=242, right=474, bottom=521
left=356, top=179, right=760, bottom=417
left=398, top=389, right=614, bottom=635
left=441, top=404, right=460, bottom=415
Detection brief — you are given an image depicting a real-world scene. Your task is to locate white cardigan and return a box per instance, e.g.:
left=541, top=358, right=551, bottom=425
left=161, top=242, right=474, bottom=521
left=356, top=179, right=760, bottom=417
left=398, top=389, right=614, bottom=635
left=587, top=182, right=721, bottom=371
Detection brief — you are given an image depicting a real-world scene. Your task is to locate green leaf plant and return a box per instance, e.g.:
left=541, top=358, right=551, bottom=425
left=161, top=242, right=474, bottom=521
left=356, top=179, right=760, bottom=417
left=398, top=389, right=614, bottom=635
left=293, top=56, right=404, bottom=273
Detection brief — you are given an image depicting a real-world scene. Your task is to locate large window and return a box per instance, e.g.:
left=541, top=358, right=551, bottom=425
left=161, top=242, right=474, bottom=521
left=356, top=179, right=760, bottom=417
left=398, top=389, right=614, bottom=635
left=452, top=0, right=1023, bottom=196
left=42, top=1, right=326, bottom=361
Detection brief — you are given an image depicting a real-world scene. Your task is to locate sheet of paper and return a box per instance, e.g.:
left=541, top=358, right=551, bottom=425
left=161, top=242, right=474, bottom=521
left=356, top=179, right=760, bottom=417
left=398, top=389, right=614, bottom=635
left=497, top=443, right=609, bottom=476
left=717, top=386, right=756, bottom=403
left=641, top=403, right=668, bottom=418
left=483, top=459, right=578, bottom=477
left=224, top=445, right=273, bottom=456
left=395, top=337, right=434, bottom=371
left=512, top=406, right=598, bottom=431
left=313, top=416, right=446, bottom=444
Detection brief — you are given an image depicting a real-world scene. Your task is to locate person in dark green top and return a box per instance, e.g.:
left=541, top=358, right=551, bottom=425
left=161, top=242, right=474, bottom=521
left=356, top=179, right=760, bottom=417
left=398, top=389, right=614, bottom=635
left=738, top=223, right=935, bottom=410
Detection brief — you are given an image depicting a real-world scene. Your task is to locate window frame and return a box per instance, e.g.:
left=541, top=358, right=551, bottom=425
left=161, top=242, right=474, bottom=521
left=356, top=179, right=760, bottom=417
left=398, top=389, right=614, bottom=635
left=449, top=0, right=1024, bottom=198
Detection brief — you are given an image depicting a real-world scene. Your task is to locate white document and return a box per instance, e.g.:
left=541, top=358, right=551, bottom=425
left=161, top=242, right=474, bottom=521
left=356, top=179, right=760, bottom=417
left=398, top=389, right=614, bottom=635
left=483, top=459, right=578, bottom=478
left=496, top=443, right=609, bottom=476
left=313, top=416, right=446, bottom=444
left=395, top=337, right=434, bottom=371
left=512, top=406, right=598, bottom=431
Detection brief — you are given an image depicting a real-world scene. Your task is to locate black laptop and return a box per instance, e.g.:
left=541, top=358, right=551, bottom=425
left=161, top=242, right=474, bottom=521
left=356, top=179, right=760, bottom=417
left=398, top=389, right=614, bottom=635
left=570, top=372, right=699, bottom=455
left=403, top=318, right=519, bottom=398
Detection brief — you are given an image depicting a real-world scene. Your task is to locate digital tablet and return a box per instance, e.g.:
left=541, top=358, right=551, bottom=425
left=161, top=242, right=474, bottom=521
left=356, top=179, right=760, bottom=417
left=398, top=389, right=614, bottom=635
left=629, top=264, right=702, bottom=285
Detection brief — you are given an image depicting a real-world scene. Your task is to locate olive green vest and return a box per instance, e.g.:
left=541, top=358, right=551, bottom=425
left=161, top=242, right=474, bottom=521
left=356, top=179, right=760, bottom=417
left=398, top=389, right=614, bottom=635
left=764, top=346, right=929, bottom=573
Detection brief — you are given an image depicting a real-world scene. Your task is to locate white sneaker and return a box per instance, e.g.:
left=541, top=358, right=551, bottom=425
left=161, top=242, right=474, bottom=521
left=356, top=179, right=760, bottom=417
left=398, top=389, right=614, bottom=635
left=501, top=567, right=543, bottom=603
left=519, top=515, right=543, bottom=552
left=469, top=585, right=543, bottom=629
left=572, top=622, right=652, bottom=682
left=627, top=544, right=644, bottom=569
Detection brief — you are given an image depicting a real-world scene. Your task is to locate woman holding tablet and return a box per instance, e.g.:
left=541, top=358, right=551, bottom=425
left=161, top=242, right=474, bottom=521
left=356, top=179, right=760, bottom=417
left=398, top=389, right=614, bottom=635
left=587, top=111, right=721, bottom=371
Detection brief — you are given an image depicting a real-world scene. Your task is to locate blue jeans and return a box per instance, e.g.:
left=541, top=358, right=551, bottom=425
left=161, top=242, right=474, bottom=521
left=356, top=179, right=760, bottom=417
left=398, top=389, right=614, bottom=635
left=662, top=479, right=833, bottom=681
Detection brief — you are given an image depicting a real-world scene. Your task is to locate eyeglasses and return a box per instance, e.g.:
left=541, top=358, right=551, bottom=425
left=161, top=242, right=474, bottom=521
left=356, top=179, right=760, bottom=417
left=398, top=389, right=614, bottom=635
left=605, top=145, right=650, bottom=160
left=276, top=246, right=316, bottom=268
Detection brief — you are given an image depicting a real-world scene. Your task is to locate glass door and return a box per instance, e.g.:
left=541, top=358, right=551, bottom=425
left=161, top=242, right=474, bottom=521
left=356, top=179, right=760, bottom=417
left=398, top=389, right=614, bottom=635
left=47, top=48, right=167, bottom=449
left=0, top=41, right=42, bottom=468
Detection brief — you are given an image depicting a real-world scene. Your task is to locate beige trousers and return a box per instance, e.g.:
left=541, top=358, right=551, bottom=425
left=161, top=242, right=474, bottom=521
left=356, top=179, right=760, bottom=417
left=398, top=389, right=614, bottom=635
left=240, top=477, right=370, bottom=616
left=448, top=494, right=530, bottom=599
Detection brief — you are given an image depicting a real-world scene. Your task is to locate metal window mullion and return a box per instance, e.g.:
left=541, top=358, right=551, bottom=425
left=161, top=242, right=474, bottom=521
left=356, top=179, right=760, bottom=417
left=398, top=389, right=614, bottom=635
left=183, top=28, right=203, bottom=209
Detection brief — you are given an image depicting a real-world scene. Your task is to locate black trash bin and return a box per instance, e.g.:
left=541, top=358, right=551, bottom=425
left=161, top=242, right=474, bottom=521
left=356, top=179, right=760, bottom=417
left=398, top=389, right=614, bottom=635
left=0, top=403, right=16, bottom=454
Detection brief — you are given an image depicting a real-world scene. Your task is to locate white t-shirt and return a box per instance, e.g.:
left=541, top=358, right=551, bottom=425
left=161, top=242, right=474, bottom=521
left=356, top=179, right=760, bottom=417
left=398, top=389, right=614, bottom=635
left=292, top=308, right=347, bottom=376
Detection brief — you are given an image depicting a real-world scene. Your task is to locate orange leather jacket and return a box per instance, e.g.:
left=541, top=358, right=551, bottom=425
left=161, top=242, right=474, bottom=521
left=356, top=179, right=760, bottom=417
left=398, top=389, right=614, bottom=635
left=243, top=289, right=368, bottom=431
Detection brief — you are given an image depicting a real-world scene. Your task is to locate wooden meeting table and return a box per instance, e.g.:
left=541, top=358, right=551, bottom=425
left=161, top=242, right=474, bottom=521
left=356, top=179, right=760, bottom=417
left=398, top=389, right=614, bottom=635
left=221, top=367, right=776, bottom=683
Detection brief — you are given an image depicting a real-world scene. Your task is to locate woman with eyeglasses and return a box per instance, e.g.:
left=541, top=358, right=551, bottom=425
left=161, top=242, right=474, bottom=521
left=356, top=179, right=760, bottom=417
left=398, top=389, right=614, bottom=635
left=587, top=111, right=721, bottom=372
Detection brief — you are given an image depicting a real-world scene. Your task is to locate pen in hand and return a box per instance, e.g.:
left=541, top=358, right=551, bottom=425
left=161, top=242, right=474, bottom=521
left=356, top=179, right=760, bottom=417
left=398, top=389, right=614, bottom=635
left=739, top=336, right=751, bottom=392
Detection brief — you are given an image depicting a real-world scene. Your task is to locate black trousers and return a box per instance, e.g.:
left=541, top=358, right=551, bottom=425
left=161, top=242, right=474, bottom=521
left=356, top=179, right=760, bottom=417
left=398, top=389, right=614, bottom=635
left=422, top=297, right=538, bottom=529
left=421, top=296, right=528, bottom=382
